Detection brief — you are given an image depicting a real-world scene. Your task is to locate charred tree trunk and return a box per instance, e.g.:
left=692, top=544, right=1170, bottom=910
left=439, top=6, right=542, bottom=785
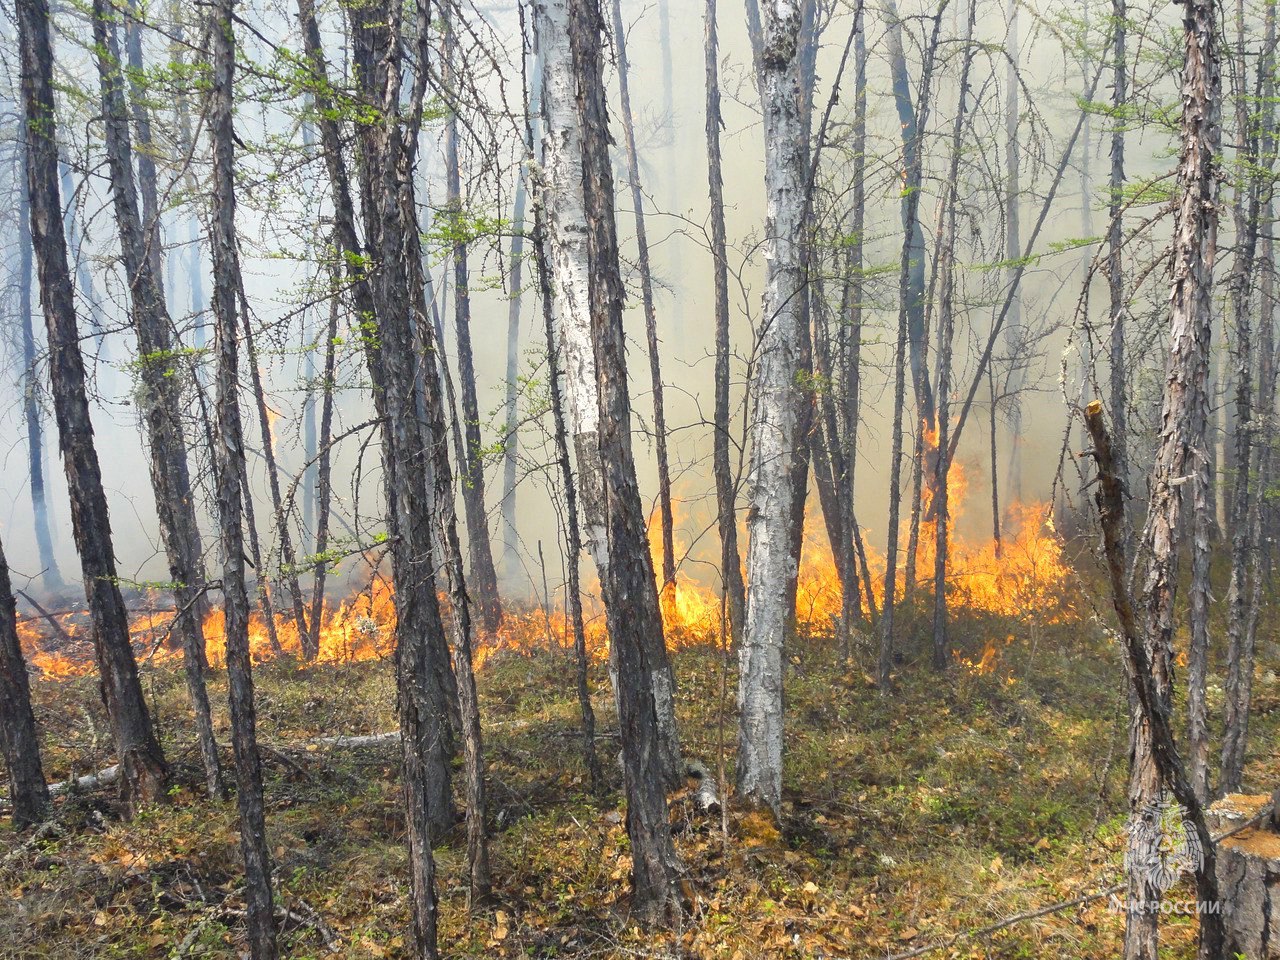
left=16, top=150, right=61, bottom=592
left=568, top=0, right=683, bottom=922
left=739, top=0, right=806, bottom=815
left=206, top=0, right=278, bottom=954
left=1085, top=402, right=1225, bottom=960
left=17, top=0, right=167, bottom=812
left=92, top=0, right=223, bottom=798
left=703, top=0, right=746, bottom=647
left=442, top=7, right=503, bottom=635
left=0, top=530, right=50, bottom=829
left=609, top=0, right=676, bottom=598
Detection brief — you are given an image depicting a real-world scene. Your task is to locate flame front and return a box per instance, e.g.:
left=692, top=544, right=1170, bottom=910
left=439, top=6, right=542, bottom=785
left=17, top=432, right=1075, bottom=680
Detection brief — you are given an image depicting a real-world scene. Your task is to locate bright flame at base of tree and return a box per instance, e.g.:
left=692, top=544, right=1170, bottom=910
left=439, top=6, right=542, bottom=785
left=17, top=451, right=1077, bottom=680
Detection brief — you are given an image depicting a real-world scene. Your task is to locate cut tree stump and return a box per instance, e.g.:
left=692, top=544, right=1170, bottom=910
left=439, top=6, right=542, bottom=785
left=1211, top=793, right=1280, bottom=958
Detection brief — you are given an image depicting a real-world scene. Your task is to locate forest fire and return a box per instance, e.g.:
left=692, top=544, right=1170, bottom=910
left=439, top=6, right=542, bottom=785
left=17, top=475, right=1076, bottom=681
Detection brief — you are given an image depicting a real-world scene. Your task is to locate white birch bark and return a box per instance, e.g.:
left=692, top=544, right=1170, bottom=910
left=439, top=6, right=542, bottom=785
left=532, top=0, right=608, bottom=574
left=737, top=0, right=805, bottom=817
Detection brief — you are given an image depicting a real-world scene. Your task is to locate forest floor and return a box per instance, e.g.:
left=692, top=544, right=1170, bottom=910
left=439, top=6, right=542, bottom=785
left=4, top=585, right=1280, bottom=959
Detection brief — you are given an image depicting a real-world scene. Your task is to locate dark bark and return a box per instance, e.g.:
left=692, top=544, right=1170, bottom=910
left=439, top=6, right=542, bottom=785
left=931, top=0, right=977, bottom=672
left=1221, top=0, right=1276, bottom=795
left=838, top=23, right=870, bottom=642
left=610, top=0, right=676, bottom=596
left=346, top=1, right=462, bottom=950
left=406, top=2, right=490, bottom=904
left=17, top=0, right=167, bottom=812
left=1107, top=0, right=1130, bottom=543
left=16, top=149, right=62, bottom=594
left=206, top=0, right=278, bottom=954
left=91, top=0, right=223, bottom=798
left=0, top=530, right=50, bottom=829
left=1085, top=403, right=1224, bottom=960
left=881, top=0, right=935, bottom=431
left=442, top=7, right=503, bottom=635
left=239, top=307, right=312, bottom=656
left=878, top=2, right=947, bottom=686
left=702, top=0, right=746, bottom=646
left=568, top=0, right=682, bottom=923
left=308, top=286, right=338, bottom=658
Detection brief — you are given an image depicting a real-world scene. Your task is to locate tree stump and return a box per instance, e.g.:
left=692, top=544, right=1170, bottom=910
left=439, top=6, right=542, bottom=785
left=1211, top=794, right=1280, bottom=958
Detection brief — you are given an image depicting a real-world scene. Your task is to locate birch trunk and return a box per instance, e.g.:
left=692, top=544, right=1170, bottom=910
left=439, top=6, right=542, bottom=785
left=534, top=0, right=680, bottom=788
left=17, top=0, right=168, bottom=811
left=1003, top=0, right=1023, bottom=502
left=738, top=0, right=805, bottom=815
left=533, top=0, right=608, bottom=576
left=568, top=0, right=683, bottom=921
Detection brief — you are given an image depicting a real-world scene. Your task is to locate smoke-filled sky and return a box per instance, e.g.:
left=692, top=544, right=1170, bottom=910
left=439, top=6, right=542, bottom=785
left=0, top=0, right=1186, bottom=601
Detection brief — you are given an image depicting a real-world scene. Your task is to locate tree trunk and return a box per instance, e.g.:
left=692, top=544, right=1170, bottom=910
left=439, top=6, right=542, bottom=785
left=1126, top=2, right=1224, bottom=956
left=1084, top=403, right=1225, bottom=960
left=92, top=0, right=223, bottom=798
left=499, top=94, right=532, bottom=577
left=346, top=2, right=465, bottom=951
left=405, top=5, right=491, bottom=903
left=738, top=0, right=806, bottom=815
left=0, top=529, right=50, bottom=829
left=567, top=0, right=683, bottom=923
left=308, top=282, right=339, bottom=657
left=702, top=0, right=746, bottom=647
left=206, top=0, right=278, bottom=954
left=609, top=0, right=676, bottom=598
left=15, top=149, right=62, bottom=593
left=534, top=0, right=680, bottom=788
left=1108, top=0, right=1130, bottom=545
left=881, top=0, right=934, bottom=431
left=1003, top=0, right=1024, bottom=502
left=17, top=0, right=168, bottom=812
left=1221, top=0, right=1276, bottom=795
left=879, top=2, right=946, bottom=685
left=533, top=193, right=601, bottom=793
left=240, top=308, right=312, bottom=656
left=839, top=23, right=870, bottom=641
left=442, top=7, right=503, bottom=635
left=932, top=0, right=978, bottom=672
